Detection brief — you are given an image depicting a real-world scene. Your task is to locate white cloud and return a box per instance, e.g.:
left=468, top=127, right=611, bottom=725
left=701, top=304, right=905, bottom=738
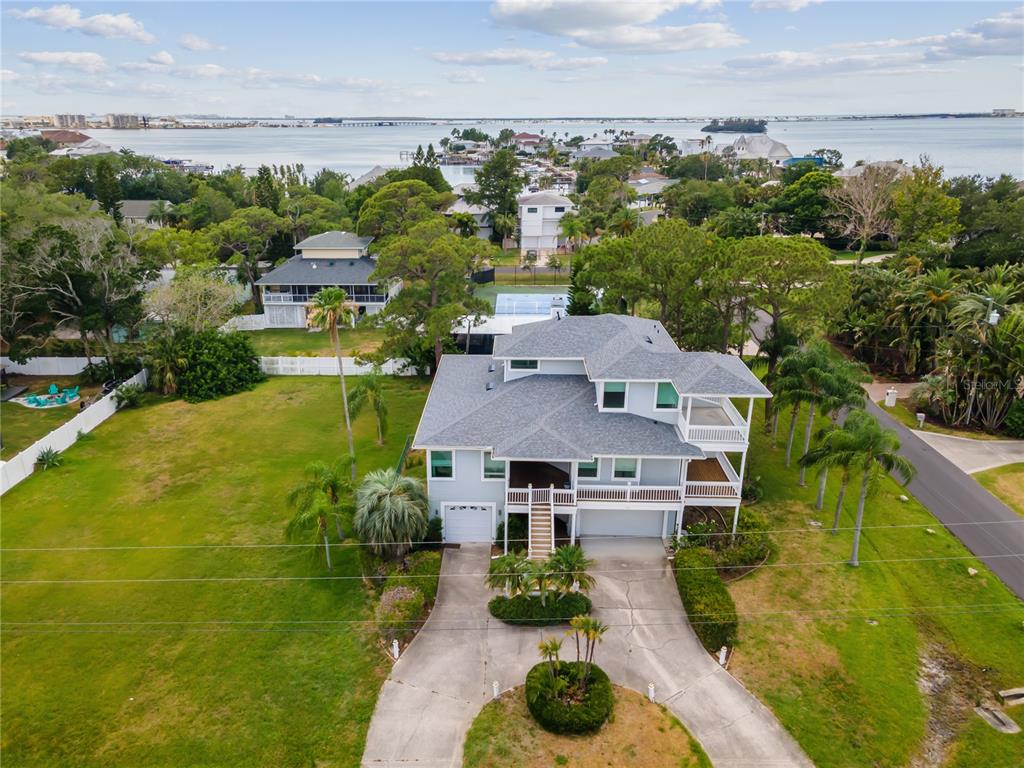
left=240, top=68, right=384, bottom=92
left=532, top=56, right=608, bottom=70
left=178, top=33, right=223, bottom=52
left=177, top=64, right=228, bottom=79
left=18, top=50, right=106, bottom=73
left=491, top=1, right=718, bottom=35
left=750, top=0, right=822, bottom=12
left=431, top=47, right=555, bottom=65
left=148, top=50, right=175, bottom=66
left=570, top=22, right=744, bottom=52
left=702, top=49, right=947, bottom=81
left=444, top=69, right=486, bottom=84
left=10, top=4, right=155, bottom=43
left=1, top=68, right=22, bottom=82
left=489, top=0, right=741, bottom=53
left=835, top=8, right=1023, bottom=61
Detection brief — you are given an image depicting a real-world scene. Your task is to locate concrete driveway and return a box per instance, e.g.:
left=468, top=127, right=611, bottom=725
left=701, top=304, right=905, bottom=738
left=362, top=540, right=812, bottom=768
left=583, top=537, right=813, bottom=768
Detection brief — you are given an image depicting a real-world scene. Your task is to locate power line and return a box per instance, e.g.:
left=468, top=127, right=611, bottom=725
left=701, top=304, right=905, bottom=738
left=2, top=605, right=1019, bottom=635
left=2, top=552, right=1021, bottom=586
left=3, top=600, right=1018, bottom=627
left=2, top=519, right=1020, bottom=553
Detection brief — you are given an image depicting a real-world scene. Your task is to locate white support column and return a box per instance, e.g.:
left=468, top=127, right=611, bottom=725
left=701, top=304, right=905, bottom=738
left=685, top=397, right=693, bottom=441
left=504, top=507, right=509, bottom=555
left=570, top=511, right=577, bottom=546
left=676, top=504, right=685, bottom=537
left=746, top=398, right=754, bottom=438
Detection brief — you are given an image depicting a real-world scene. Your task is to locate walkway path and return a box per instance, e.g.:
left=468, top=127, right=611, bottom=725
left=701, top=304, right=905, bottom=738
left=866, top=400, right=1024, bottom=601
left=362, top=542, right=812, bottom=767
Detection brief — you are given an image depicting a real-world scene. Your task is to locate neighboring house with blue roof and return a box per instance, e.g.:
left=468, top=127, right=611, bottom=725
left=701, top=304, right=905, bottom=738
left=413, top=313, right=771, bottom=555
left=255, top=231, right=400, bottom=328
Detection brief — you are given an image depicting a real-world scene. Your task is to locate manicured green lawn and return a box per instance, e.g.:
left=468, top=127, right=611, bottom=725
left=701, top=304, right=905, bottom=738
left=242, top=326, right=386, bottom=357
left=1, top=375, right=430, bottom=767
left=974, top=463, right=1024, bottom=518
left=728, top=405, right=1024, bottom=767
left=878, top=398, right=1006, bottom=440
left=472, top=284, right=569, bottom=310
left=0, top=376, right=103, bottom=459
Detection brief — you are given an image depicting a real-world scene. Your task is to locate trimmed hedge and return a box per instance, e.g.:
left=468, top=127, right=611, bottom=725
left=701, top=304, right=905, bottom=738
left=488, top=593, right=592, bottom=626
left=525, top=661, right=614, bottom=734
left=674, top=547, right=738, bottom=652
left=174, top=329, right=265, bottom=402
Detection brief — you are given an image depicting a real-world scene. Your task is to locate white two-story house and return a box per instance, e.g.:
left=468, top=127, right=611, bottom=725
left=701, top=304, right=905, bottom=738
left=255, top=231, right=400, bottom=328
left=413, top=314, right=771, bottom=557
left=517, top=191, right=575, bottom=258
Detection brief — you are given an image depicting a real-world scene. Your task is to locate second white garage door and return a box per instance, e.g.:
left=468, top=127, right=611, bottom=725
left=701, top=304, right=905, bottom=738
left=578, top=508, right=665, bottom=538
left=442, top=503, right=495, bottom=543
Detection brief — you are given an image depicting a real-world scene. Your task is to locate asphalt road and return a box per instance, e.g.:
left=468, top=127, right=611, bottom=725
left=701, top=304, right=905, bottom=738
left=866, top=400, right=1024, bottom=601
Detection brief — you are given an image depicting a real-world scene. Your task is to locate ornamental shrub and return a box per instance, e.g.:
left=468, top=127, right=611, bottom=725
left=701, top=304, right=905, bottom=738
left=525, top=661, right=614, bottom=734
left=1004, top=400, right=1024, bottom=438
left=488, top=593, right=592, bottom=626
left=375, top=585, right=425, bottom=642
left=674, top=546, right=738, bottom=652
left=495, top=514, right=528, bottom=552
left=173, top=329, right=265, bottom=402
left=384, top=550, right=441, bottom=605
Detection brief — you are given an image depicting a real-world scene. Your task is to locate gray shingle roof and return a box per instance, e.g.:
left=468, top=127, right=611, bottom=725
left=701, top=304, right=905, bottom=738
left=493, top=315, right=770, bottom=397
left=294, top=231, right=374, bottom=250
left=255, top=255, right=379, bottom=286
left=518, top=191, right=574, bottom=207
left=414, top=356, right=704, bottom=460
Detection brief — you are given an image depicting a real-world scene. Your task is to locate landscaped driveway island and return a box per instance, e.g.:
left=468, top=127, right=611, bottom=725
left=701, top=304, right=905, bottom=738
left=361, top=541, right=812, bottom=768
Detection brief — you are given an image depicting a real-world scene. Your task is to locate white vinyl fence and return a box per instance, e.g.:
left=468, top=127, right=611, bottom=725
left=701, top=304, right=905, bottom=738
left=0, top=356, right=101, bottom=376
left=259, top=356, right=419, bottom=376
left=221, top=314, right=270, bottom=332
left=1, top=370, right=148, bottom=495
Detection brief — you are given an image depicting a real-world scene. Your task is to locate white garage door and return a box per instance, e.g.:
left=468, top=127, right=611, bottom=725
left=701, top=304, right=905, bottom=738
left=443, top=504, right=495, bottom=543
left=578, top=508, right=665, bottom=538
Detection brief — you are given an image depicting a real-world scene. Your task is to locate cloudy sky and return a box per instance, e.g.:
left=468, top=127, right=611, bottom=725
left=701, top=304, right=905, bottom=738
left=2, top=1, right=1021, bottom=117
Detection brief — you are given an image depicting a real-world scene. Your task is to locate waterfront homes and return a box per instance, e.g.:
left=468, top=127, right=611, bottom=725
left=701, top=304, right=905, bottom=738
left=719, top=135, right=792, bottom=166
left=254, top=231, right=399, bottom=327
left=413, top=314, right=770, bottom=554
left=512, top=132, right=544, bottom=153
left=517, top=191, right=575, bottom=257
left=445, top=183, right=492, bottom=240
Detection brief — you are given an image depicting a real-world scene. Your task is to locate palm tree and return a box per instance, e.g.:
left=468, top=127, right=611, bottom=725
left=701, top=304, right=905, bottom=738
left=147, top=200, right=173, bottom=227
left=527, top=560, right=556, bottom=607
left=811, top=361, right=869, bottom=509
left=354, top=468, right=429, bottom=560
left=493, top=212, right=517, bottom=247
left=538, top=637, right=563, bottom=683
left=308, top=287, right=358, bottom=479
left=286, top=457, right=354, bottom=569
left=349, top=368, right=388, bottom=445
left=607, top=207, right=641, bottom=238
left=801, top=425, right=860, bottom=533
left=568, top=615, right=607, bottom=687
left=559, top=212, right=585, bottom=255
left=143, top=331, right=186, bottom=395
left=547, top=545, right=595, bottom=595
left=287, top=456, right=353, bottom=543
left=844, top=411, right=916, bottom=566
left=486, top=552, right=531, bottom=597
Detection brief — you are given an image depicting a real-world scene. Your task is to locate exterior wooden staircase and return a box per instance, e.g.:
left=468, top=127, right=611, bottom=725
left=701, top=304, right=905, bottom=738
left=528, top=504, right=554, bottom=560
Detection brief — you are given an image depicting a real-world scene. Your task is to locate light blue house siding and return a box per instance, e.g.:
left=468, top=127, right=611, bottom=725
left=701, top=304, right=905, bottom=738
left=425, top=449, right=507, bottom=539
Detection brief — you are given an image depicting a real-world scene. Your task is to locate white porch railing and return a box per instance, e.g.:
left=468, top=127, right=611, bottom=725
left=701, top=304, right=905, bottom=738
left=686, top=424, right=749, bottom=443
left=506, top=486, right=575, bottom=506
left=684, top=481, right=740, bottom=500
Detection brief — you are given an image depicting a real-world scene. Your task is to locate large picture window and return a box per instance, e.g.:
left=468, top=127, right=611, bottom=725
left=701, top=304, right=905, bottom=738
left=656, top=382, right=679, bottom=409
left=613, top=458, right=638, bottom=479
left=602, top=382, right=626, bottom=409
left=510, top=360, right=538, bottom=370
left=577, top=459, right=598, bottom=478
left=482, top=452, right=506, bottom=480
left=430, top=450, right=453, bottom=479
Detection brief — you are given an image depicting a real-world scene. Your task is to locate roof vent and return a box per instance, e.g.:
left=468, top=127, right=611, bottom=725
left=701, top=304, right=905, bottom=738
left=644, top=335, right=653, bottom=344
left=486, top=382, right=495, bottom=391
left=488, top=363, right=495, bottom=373
left=311, top=263, right=317, bottom=269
